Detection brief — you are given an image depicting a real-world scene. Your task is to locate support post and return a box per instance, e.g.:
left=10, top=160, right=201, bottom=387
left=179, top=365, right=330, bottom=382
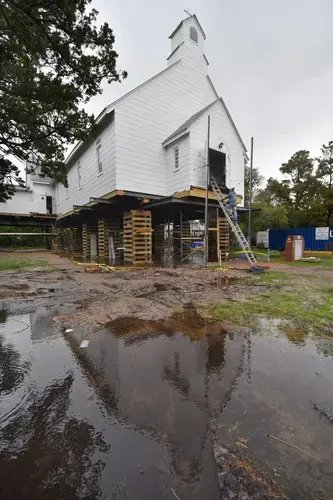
left=204, top=115, right=211, bottom=267
left=248, top=136, right=254, bottom=243
left=82, top=224, right=90, bottom=261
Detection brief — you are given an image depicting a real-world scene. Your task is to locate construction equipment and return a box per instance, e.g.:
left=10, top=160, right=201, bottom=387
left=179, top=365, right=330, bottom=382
left=210, top=176, right=262, bottom=270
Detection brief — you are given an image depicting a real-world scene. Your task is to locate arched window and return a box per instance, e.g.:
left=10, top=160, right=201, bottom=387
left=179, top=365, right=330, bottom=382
left=190, top=26, right=198, bottom=43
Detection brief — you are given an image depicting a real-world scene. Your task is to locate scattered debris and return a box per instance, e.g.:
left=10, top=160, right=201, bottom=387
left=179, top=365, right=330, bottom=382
left=171, top=487, right=180, bottom=500
left=235, top=440, right=248, bottom=449
left=310, top=400, right=333, bottom=424
left=235, top=437, right=248, bottom=449
left=213, top=443, right=283, bottom=499
left=79, top=340, right=89, bottom=348
left=267, top=434, right=322, bottom=463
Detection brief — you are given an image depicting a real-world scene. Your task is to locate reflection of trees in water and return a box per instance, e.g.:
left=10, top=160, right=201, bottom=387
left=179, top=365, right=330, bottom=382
left=0, top=374, right=109, bottom=500
left=0, top=334, right=30, bottom=395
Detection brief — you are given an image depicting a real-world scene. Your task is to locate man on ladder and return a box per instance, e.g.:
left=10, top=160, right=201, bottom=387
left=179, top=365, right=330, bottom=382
left=222, top=188, right=238, bottom=222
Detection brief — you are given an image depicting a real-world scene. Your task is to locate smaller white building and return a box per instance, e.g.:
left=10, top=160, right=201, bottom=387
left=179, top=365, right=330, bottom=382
left=0, top=170, right=55, bottom=215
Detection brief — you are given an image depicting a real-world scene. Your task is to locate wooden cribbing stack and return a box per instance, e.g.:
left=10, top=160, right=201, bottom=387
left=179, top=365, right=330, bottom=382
left=217, top=216, right=229, bottom=261
left=98, top=218, right=121, bottom=263
left=124, top=210, right=152, bottom=264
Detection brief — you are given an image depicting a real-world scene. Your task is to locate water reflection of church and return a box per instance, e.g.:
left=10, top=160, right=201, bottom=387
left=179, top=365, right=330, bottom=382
left=67, top=323, right=247, bottom=497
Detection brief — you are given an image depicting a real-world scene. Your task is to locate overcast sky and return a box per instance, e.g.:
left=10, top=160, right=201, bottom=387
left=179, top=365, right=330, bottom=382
left=84, top=0, right=333, bottom=183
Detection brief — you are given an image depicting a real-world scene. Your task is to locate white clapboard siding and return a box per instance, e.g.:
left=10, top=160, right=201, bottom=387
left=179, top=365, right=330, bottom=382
left=166, top=135, right=191, bottom=195
left=0, top=183, right=55, bottom=215
left=56, top=119, right=116, bottom=214
left=190, top=101, right=245, bottom=204
left=115, top=58, right=216, bottom=196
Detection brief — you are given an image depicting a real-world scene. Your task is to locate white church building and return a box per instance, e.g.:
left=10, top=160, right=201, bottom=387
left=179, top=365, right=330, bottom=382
left=0, top=14, right=247, bottom=263
left=55, top=13, right=246, bottom=217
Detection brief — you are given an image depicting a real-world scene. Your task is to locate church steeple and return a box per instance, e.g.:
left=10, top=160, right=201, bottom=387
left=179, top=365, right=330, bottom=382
left=167, top=14, right=208, bottom=71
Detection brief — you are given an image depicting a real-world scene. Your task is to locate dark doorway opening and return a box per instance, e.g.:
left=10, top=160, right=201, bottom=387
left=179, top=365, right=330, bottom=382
left=209, top=148, right=226, bottom=187
left=46, top=196, right=53, bottom=214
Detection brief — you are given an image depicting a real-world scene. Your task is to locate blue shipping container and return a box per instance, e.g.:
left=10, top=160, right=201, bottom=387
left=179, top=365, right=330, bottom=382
left=268, top=227, right=333, bottom=252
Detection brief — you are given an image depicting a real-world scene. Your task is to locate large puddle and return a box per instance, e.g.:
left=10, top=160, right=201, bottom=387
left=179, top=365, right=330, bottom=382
left=1, top=309, right=333, bottom=499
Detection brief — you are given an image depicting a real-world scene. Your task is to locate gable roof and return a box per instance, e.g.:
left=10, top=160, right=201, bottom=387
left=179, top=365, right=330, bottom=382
left=206, top=76, right=247, bottom=153
left=169, top=14, right=206, bottom=40
left=66, top=60, right=181, bottom=165
left=162, top=100, right=219, bottom=146
left=162, top=97, right=247, bottom=153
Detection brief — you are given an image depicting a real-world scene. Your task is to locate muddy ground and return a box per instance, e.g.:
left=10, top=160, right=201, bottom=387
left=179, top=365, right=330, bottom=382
left=0, top=252, right=265, bottom=326
left=1, top=252, right=333, bottom=499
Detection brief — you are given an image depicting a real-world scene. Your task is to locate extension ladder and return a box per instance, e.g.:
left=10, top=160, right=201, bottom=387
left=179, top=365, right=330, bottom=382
left=210, top=176, right=261, bottom=269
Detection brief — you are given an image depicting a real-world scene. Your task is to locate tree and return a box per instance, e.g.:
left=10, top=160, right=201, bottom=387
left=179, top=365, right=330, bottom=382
left=251, top=204, right=289, bottom=233
left=268, top=150, right=315, bottom=211
left=0, top=0, right=126, bottom=201
left=244, top=165, right=264, bottom=206
left=317, top=141, right=333, bottom=225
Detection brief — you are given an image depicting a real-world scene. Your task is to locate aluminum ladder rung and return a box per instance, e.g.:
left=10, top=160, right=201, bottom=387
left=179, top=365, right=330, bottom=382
left=210, top=176, right=261, bottom=269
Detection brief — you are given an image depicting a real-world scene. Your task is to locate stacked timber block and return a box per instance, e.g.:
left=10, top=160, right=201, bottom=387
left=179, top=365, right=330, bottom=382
left=71, top=228, right=83, bottom=258
left=124, top=210, right=152, bottom=265
left=218, top=217, right=229, bottom=261
left=82, top=224, right=90, bottom=261
left=97, top=217, right=121, bottom=263
left=82, top=224, right=98, bottom=261
left=153, top=223, right=165, bottom=256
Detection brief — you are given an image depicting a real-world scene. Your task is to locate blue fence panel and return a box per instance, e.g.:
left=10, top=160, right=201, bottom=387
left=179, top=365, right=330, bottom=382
left=268, top=227, right=333, bottom=251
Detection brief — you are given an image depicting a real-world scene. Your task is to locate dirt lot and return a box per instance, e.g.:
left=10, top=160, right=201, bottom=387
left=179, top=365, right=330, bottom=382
left=1, top=252, right=333, bottom=499
left=0, top=252, right=263, bottom=326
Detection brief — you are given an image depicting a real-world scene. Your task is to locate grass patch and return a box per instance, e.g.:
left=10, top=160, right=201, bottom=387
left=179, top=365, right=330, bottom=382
left=282, top=257, right=333, bottom=269
left=256, top=270, right=289, bottom=284
left=229, top=248, right=333, bottom=268
left=0, top=257, right=50, bottom=271
left=207, top=286, right=333, bottom=329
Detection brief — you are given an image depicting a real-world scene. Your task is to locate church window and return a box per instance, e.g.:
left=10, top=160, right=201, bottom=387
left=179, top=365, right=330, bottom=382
left=190, top=27, right=198, bottom=43
left=174, top=147, right=179, bottom=170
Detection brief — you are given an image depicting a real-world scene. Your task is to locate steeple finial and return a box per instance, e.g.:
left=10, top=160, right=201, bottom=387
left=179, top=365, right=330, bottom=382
left=184, top=9, right=192, bottom=18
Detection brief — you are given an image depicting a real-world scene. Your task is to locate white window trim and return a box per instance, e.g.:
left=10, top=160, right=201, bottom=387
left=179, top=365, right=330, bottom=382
left=189, top=26, right=198, bottom=44
left=96, top=138, right=103, bottom=175
left=174, top=146, right=179, bottom=171
left=77, top=161, right=82, bottom=190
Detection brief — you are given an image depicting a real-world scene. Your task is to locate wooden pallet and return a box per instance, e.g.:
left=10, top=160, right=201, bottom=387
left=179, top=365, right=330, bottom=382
left=72, top=228, right=83, bottom=254
left=82, top=224, right=89, bottom=260
left=98, top=217, right=121, bottom=263
left=217, top=217, right=229, bottom=261
left=124, top=210, right=152, bottom=264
